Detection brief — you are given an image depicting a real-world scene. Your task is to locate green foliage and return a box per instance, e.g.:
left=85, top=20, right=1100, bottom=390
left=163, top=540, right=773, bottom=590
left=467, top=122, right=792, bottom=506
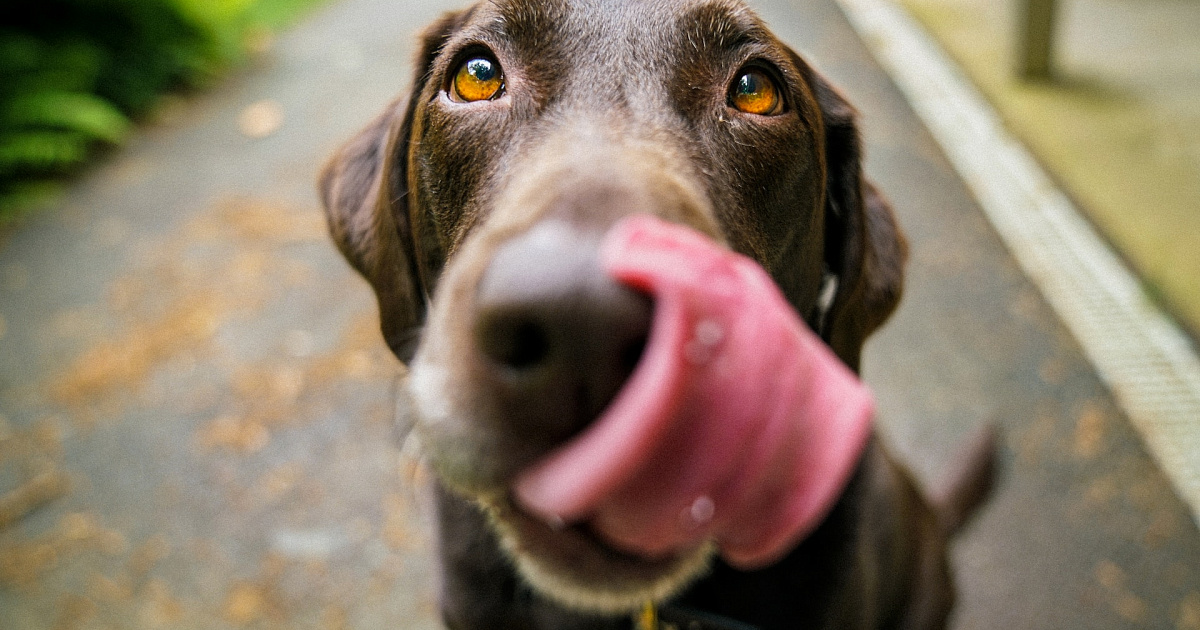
left=0, top=0, right=323, bottom=225
left=4, top=92, right=132, bottom=144
left=0, top=131, right=92, bottom=174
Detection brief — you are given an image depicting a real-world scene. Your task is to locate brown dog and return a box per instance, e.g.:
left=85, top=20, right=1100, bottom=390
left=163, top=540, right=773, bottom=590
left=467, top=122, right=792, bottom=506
left=320, top=0, right=994, bottom=628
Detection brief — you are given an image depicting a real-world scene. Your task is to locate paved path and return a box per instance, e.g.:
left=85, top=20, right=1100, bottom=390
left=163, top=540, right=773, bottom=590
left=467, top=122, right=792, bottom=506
left=0, top=0, right=1197, bottom=628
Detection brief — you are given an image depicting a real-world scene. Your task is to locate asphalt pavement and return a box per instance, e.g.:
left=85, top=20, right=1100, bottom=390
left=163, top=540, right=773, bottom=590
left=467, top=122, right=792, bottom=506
left=0, top=0, right=1197, bottom=628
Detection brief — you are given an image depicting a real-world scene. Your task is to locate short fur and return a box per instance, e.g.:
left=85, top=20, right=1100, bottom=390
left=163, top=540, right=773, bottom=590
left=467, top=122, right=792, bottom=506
left=320, top=1, right=994, bottom=628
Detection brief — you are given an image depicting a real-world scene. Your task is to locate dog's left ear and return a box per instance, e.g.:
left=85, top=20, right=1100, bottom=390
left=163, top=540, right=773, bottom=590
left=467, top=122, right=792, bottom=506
left=791, top=53, right=909, bottom=372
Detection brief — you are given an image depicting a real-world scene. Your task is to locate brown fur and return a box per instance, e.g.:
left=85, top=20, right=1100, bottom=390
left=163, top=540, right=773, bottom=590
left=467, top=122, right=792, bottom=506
left=319, top=1, right=994, bottom=628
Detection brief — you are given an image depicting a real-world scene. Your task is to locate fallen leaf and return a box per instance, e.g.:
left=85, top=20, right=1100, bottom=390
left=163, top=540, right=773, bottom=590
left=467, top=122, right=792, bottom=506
left=1095, top=559, right=1126, bottom=591
left=0, top=470, right=70, bottom=528
left=1114, top=592, right=1149, bottom=623
left=1179, top=592, right=1200, bottom=630
left=238, top=100, right=284, bottom=139
left=223, top=582, right=267, bottom=624
left=1073, top=403, right=1106, bottom=459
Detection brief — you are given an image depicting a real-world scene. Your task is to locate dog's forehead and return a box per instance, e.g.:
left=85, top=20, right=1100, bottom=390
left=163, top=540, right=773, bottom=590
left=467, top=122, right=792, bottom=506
left=469, top=0, right=767, bottom=52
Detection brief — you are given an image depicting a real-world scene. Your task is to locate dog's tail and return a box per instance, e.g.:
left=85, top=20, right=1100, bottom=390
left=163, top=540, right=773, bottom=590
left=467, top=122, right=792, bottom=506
left=928, top=423, right=998, bottom=535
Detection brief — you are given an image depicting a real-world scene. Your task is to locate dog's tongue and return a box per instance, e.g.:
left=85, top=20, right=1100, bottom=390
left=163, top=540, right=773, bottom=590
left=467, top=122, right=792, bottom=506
left=513, top=215, right=873, bottom=569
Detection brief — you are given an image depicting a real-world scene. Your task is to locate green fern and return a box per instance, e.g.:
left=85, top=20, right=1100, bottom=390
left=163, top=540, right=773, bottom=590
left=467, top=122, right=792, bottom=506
left=0, top=39, right=104, bottom=93
left=0, top=0, right=327, bottom=223
left=3, top=92, right=131, bottom=144
left=0, top=180, right=63, bottom=224
left=0, top=131, right=92, bottom=175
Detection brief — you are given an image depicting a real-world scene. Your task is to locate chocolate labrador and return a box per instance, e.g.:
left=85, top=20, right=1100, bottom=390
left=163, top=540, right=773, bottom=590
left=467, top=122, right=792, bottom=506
left=319, top=0, right=994, bottom=628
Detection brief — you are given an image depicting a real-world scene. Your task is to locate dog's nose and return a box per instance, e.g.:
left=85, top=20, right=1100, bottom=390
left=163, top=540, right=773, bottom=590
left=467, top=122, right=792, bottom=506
left=474, top=220, right=652, bottom=442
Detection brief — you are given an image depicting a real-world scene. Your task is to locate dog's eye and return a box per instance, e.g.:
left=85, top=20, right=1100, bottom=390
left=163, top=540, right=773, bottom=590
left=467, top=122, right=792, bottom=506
left=729, top=69, right=782, bottom=116
left=451, top=56, right=504, bottom=102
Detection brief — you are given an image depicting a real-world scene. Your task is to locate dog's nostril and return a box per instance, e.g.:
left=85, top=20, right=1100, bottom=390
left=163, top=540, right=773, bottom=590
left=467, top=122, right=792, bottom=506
left=505, top=320, right=551, bottom=369
left=472, top=220, right=654, bottom=443
left=478, top=314, right=551, bottom=371
left=620, top=335, right=647, bottom=376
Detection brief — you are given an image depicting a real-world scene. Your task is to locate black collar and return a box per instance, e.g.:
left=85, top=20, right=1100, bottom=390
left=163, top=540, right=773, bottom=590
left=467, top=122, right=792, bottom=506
left=655, top=605, right=763, bottom=630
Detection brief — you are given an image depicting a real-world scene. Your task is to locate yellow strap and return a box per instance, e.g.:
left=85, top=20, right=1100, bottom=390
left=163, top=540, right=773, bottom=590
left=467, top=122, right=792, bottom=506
left=634, top=600, right=657, bottom=630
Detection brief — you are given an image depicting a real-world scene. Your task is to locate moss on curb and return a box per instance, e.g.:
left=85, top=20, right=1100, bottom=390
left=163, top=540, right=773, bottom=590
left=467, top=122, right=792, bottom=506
left=899, top=0, right=1200, bottom=339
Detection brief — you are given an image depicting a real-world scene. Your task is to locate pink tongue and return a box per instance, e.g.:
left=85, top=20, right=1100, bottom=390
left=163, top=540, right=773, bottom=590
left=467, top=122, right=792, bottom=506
left=513, top=215, right=874, bottom=569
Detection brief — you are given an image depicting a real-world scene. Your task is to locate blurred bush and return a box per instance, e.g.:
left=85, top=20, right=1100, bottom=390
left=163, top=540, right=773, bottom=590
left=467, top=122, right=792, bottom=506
left=0, top=0, right=324, bottom=224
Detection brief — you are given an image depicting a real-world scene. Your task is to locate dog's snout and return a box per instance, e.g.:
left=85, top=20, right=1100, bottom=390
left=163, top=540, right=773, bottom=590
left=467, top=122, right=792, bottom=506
left=474, top=221, right=652, bottom=442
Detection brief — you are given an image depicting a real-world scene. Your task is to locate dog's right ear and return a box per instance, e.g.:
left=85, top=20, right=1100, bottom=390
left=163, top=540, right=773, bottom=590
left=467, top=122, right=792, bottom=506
left=319, top=11, right=467, bottom=363
left=790, top=55, right=908, bottom=373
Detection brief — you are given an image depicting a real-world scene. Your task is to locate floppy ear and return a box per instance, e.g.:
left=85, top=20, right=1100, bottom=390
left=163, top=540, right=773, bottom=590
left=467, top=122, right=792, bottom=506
left=319, top=11, right=467, bottom=362
left=799, top=61, right=908, bottom=372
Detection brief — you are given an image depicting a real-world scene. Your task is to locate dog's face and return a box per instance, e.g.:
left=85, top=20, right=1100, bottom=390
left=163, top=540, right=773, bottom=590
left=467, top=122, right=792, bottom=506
left=321, top=0, right=905, bottom=614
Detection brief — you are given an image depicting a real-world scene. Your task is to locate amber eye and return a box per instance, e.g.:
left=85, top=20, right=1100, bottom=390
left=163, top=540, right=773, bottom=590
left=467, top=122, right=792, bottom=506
left=729, top=68, right=782, bottom=116
left=451, top=56, right=504, bottom=102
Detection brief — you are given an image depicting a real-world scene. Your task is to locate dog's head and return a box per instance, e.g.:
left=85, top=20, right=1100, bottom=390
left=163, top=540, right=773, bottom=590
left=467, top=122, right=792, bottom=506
left=320, top=0, right=905, bottom=614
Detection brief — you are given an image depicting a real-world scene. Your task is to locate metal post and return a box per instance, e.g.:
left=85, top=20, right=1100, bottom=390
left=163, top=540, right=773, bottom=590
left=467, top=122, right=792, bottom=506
left=1018, top=0, right=1058, bottom=80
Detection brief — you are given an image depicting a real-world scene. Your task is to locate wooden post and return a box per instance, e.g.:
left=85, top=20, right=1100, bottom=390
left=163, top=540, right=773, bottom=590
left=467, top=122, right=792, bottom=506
left=1018, top=0, right=1058, bottom=80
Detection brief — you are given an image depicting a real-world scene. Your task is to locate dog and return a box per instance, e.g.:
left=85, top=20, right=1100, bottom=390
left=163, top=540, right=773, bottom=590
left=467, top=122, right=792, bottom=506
left=319, top=0, right=995, bottom=628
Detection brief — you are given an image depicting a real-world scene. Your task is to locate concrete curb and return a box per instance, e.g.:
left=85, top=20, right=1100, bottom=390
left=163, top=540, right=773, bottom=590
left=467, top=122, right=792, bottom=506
left=836, top=0, right=1200, bottom=526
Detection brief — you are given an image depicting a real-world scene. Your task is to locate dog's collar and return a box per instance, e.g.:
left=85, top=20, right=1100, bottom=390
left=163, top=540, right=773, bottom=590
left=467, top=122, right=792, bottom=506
left=813, top=269, right=839, bottom=338
left=650, top=604, right=763, bottom=630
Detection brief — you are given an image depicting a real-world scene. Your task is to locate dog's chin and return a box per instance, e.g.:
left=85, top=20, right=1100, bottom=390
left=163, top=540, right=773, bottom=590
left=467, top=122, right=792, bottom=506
left=476, top=495, right=716, bottom=615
